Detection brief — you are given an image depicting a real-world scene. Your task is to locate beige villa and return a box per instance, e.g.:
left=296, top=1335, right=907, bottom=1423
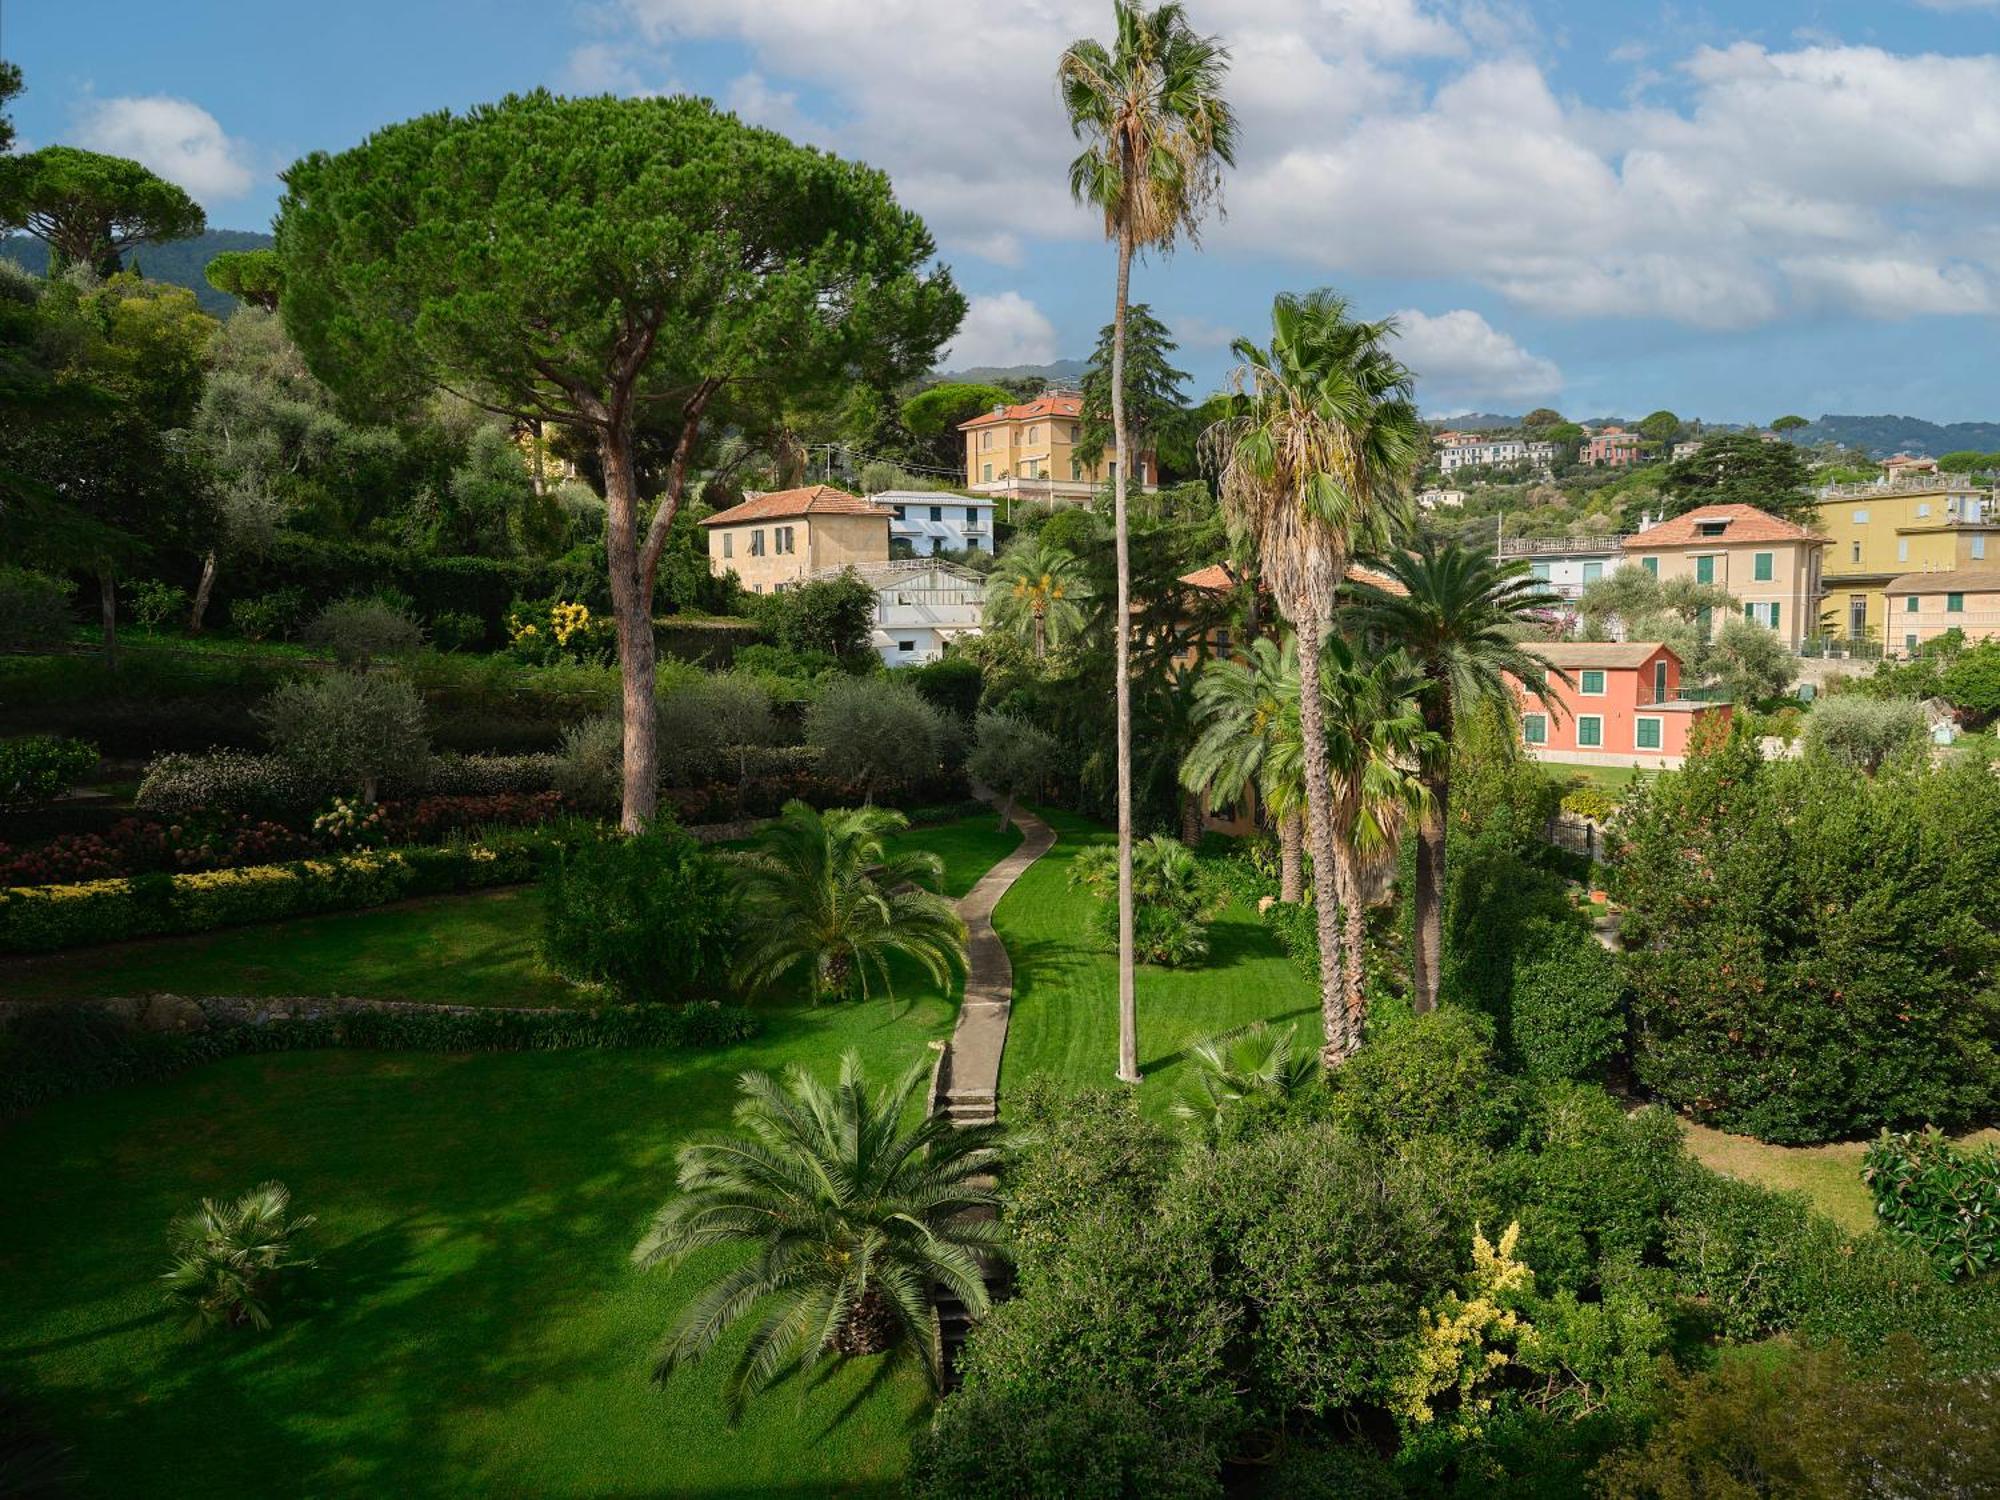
left=1884, top=569, right=2000, bottom=655
left=699, top=485, right=889, bottom=594
left=957, top=390, right=1154, bottom=507
left=1621, top=504, right=1825, bottom=649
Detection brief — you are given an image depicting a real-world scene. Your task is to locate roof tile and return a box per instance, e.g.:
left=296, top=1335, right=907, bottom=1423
left=698, top=485, right=886, bottom=526
left=1622, top=504, right=1821, bottom=549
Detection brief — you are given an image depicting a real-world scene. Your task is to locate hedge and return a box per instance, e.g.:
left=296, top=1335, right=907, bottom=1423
left=0, top=999, right=760, bottom=1117
left=0, top=824, right=592, bottom=954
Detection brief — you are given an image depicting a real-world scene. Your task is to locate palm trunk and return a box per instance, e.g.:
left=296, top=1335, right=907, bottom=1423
left=1412, top=776, right=1447, bottom=1014
left=1278, top=808, right=1304, bottom=904
left=1181, top=793, right=1203, bottom=848
left=598, top=426, right=660, bottom=833
left=189, top=551, right=218, bottom=633
left=98, top=569, right=118, bottom=669
left=1033, top=607, right=1046, bottom=661
left=1111, top=222, right=1139, bottom=1086
left=1293, top=613, right=1348, bottom=1066
left=1332, top=839, right=1368, bottom=1048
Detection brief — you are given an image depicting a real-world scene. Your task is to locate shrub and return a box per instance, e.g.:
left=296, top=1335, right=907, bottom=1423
left=1802, top=692, right=1928, bottom=771
left=1862, top=1127, right=2000, bottom=1279
left=1939, top=638, right=2000, bottom=723
left=539, top=826, right=737, bottom=1004
left=804, top=674, right=948, bottom=800
left=0, top=566, right=72, bottom=647
left=429, top=609, right=485, bottom=652
left=1256, top=1445, right=1402, bottom=1499
left=762, top=569, right=876, bottom=657
left=260, top=671, right=431, bottom=803
left=1506, top=919, right=1623, bottom=1083
left=909, top=653, right=984, bottom=720
left=1557, top=783, right=1617, bottom=823
left=657, top=672, right=777, bottom=788
left=1329, top=1008, right=1516, bottom=1148
left=421, top=751, right=563, bottom=797
left=129, top=579, right=189, bottom=631
left=228, top=588, right=305, bottom=641
left=1002, top=1080, right=1180, bottom=1257
left=1662, top=1169, right=1841, bottom=1339
left=909, top=1388, right=1222, bottom=1500
left=554, top=716, right=623, bottom=815
left=1440, top=833, right=1575, bottom=1021
left=303, top=596, right=425, bottom=667
left=1070, top=833, right=1223, bottom=967
left=135, top=751, right=317, bottom=819
left=966, top=712, right=1057, bottom=826
left=161, top=1181, right=315, bottom=1335
left=0, top=735, right=98, bottom=808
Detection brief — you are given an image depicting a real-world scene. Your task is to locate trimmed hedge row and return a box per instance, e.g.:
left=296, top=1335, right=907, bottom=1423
left=0, top=824, right=591, bottom=954
left=0, top=999, right=760, bottom=1117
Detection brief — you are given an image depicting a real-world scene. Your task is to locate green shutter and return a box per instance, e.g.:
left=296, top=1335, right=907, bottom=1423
left=1949, top=593, right=1965, bottom=613
left=1695, top=555, right=1715, bottom=584
left=1578, top=717, right=1603, bottom=748
left=1642, top=557, right=1658, bottom=576
left=1770, top=602, right=1779, bottom=632
left=1636, top=718, right=1662, bottom=751
left=1581, top=669, right=1605, bottom=694
left=1906, top=595, right=1919, bottom=613
left=1754, top=552, right=1774, bottom=581
left=1523, top=715, right=1546, bottom=745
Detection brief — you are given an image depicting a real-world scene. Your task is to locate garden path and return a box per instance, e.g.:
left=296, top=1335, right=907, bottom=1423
left=935, top=798, right=1055, bottom=1126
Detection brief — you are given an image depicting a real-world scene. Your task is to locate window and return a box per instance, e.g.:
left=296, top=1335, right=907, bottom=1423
left=965, top=507, right=978, bottom=523
left=1898, top=539, right=1910, bottom=562
left=1744, top=601, right=1780, bottom=630
left=1635, top=717, right=1662, bottom=751
left=1753, top=552, right=1774, bottom=581
left=897, top=639, right=916, bottom=653
left=1530, top=561, right=1552, bottom=581
left=893, top=505, right=906, bottom=520
left=720, top=532, right=733, bottom=559
left=931, top=505, right=943, bottom=522
left=1852, top=509, right=1870, bottom=523
left=1917, top=502, right=1931, bottom=518
left=778, top=526, right=795, bottom=554
left=1907, top=634, right=1920, bottom=653
left=1641, top=556, right=1658, bottom=577
left=1906, top=594, right=1919, bottom=613
left=1695, top=555, right=1716, bottom=584
left=1976, top=535, right=1988, bottom=560
left=1071, top=458, right=1084, bottom=481
left=1579, top=669, right=1606, bottom=695
left=1215, top=628, right=1233, bottom=660
left=981, top=431, right=993, bottom=451
left=1948, top=592, right=1965, bottom=613
left=1027, top=426, right=1039, bottom=444
left=1654, top=660, right=1669, bottom=700
left=1577, top=715, right=1603, bottom=748
left=1070, top=424, right=1080, bottom=443
left=982, top=464, right=993, bottom=482
left=1582, top=561, right=1603, bottom=584
left=1522, top=713, right=1548, bottom=746
left=1852, top=542, right=1862, bottom=563
left=1697, top=521, right=1727, bottom=537
left=749, top=529, right=766, bottom=557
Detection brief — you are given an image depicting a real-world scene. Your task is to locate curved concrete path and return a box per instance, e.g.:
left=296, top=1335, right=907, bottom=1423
left=933, top=799, right=1056, bottom=1126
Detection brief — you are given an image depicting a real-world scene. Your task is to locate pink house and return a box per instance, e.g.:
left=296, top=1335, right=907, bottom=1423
left=1510, top=642, right=1732, bottom=769
left=1583, top=427, right=1644, bottom=467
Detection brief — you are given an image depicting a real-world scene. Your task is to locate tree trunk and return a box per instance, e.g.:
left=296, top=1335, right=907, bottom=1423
left=1278, top=808, right=1304, bottom=904
left=1412, top=774, right=1447, bottom=1014
left=1181, top=793, right=1204, bottom=848
left=1033, top=607, right=1046, bottom=661
left=834, top=1285, right=898, bottom=1357
left=1111, top=222, right=1139, bottom=1086
left=189, top=551, right=218, bottom=633
left=1333, top=838, right=1369, bottom=1048
left=97, top=570, right=118, bottom=669
left=1293, top=613, right=1349, bottom=1066
left=599, top=427, right=659, bottom=833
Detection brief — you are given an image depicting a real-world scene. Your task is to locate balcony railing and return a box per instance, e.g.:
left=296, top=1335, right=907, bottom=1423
left=1817, top=474, right=1988, bottom=500
left=1498, top=534, right=1632, bottom=556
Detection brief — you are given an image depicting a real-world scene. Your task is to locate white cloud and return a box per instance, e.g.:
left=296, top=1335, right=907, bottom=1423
left=1390, top=308, right=1562, bottom=407
left=72, top=96, right=254, bottom=204
left=943, top=291, right=1059, bottom=369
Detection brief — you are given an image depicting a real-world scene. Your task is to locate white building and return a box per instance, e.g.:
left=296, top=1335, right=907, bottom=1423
left=1438, top=437, right=1558, bottom=475
left=808, top=559, right=987, bottom=666
left=1670, top=440, right=1704, bottom=462
left=872, top=490, right=996, bottom=556
left=1418, top=487, right=1467, bottom=511
left=1497, top=533, right=1632, bottom=603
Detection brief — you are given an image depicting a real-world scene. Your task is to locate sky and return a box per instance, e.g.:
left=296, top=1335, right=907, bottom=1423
left=7, top=0, right=2000, bottom=422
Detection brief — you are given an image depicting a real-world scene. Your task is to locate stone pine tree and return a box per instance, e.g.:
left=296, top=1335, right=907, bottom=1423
left=1059, top=1, right=1235, bottom=1084
left=275, top=92, right=961, bottom=830
left=0, top=146, right=205, bottom=273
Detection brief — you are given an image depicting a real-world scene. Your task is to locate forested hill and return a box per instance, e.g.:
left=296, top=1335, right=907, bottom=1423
left=934, top=357, right=1089, bottom=388
left=1795, top=413, right=2000, bottom=457
left=1, top=228, right=274, bottom=316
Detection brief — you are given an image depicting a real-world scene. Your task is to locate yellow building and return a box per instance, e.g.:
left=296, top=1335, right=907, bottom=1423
left=699, top=485, right=889, bottom=595
left=1622, top=504, right=1825, bottom=651
left=1813, top=474, right=1999, bottom=646
left=957, top=390, right=1154, bottom=507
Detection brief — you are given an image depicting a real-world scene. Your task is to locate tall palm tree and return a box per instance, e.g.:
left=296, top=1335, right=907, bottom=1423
left=633, top=1052, right=1005, bottom=1416
left=985, top=534, right=1089, bottom=660
left=732, top=801, right=968, bottom=1005
left=1180, top=633, right=1308, bottom=901
left=1205, top=289, right=1424, bottom=1055
left=1347, top=538, right=1568, bottom=1013
left=1059, top=1, right=1236, bottom=1085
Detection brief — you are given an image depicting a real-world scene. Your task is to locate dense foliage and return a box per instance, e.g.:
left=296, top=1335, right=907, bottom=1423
left=1863, top=1128, right=2000, bottom=1279
left=539, top=825, right=738, bottom=1005
left=0, top=735, right=97, bottom=808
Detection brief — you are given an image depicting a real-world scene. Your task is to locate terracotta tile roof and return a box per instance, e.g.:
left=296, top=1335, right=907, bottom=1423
left=1884, top=569, right=2000, bottom=594
left=698, top=485, right=885, bottom=526
left=956, top=391, right=1086, bottom=430
left=1178, top=563, right=1409, bottom=597
left=1621, top=503, right=1821, bottom=549
left=1525, top=641, right=1676, bottom=670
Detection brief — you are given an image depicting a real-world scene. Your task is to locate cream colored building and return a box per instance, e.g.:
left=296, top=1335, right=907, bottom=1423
left=1812, top=474, right=1998, bottom=645
left=1622, top=503, right=1825, bottom=650
left=1884, top=569, right=2000, bottom=654
left=957, top=390, right=1154, bottom=506
left=699, top=485, right=889, bottom=594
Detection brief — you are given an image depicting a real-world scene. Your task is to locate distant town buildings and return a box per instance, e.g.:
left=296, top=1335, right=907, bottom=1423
left=1435, top=436, right=1557, bottom=475
left=1670, top=439, right=1704, bottom=462
left=1624, top=504, right=1825, bottom=651
left=1417, top=487, right=1467, bottom=510
left=957, top=390, right=1153, bottom=506
left=873, top=490, right=996, bottom=556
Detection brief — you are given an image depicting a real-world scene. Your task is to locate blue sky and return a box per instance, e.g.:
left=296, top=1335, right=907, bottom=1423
left=8, top=0, right=2000, bottom=421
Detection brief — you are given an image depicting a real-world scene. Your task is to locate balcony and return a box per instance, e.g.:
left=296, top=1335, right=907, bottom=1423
left=1817, top=474, right=1988, bottom=500
left=1498, top=534, right=1632, bottom=557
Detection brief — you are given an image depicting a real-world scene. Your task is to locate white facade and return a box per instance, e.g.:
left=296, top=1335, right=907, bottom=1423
left=872, top=490, right=996, bottom=556
left=1498, top=535, right=1631, bottom=602
left=1438, top=438, right=1558, bottom=475
left=1671, top=440, right=1703, bottom=461
left=1418, top=487, right=1467, bottom=510
left=809, top=560, right=986, bottom=666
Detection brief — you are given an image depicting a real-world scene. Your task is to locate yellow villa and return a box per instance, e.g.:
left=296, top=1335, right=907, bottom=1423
left=1621, top=504, right=1825, bottom=650
left=699, top=485, right=889, bottom=594
left=1812, top=472, right=2000, bottom=645
left=957, top=390, right=1155, bottom=507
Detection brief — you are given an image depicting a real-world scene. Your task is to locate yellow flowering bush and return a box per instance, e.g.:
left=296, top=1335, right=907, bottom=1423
left=1391, top=1222, right=1534, bottom=1437
left=508, top=598, right=609, bottom=664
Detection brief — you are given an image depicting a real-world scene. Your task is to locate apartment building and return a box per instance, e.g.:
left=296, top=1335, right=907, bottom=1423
left=1622, top=504, right=1825, bottom=650
left=700, top=485, right=889, bottom=594
left=1497, top=533, right=1631, bottom=602
left=1436, top=436, right=1558, bottom=475
left=1511, top=642, right=1732, bottom=770
left=1884, top=569, right=2000, bottom=654
left=1582, top=427, right=1644, bottom=467
left=1812, top=472, right=1999, bottom=645
left=958, top=390, right=1153, bottom=505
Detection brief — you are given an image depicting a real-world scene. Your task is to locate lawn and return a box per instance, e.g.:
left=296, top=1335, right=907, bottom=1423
left=1556, top=763, right=1654, bottom=795
left=995, top=808, right=1320, bottom=1117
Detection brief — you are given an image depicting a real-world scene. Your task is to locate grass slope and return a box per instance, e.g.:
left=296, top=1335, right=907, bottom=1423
left=995, top=809, right=1320, bottom=1116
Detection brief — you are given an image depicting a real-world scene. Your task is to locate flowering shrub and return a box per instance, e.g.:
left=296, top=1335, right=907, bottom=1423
left=0, top=735, right=99, bottom=807
left=0, top=816, right=314, bottom=886
left=508, top=597, right=611, bottom=665
left=422, top=752, right=564, bottom=797
left=136, top=751, right=317, bottom=819
left=313, top=797, right=388, bottom=847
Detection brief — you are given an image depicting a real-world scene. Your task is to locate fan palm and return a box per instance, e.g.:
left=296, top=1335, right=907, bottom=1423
left=1180, top=633, right=1308, bottom=901
left=732, top=800, right=968, bottom=1004
left=1172, top=1019, right=1318, bottom=1128
left=633, top=1051, right=1005, bottom=1416
left=1204, top=289, right=1425, bottom=1056
left=160, top=1180, right=316, bottom=1335
left=1346, top=538, right=1568, bottom=1012
left=985, top=534, right=1089, bottom=660
left=1060, top=0, right=1236, bottom=1085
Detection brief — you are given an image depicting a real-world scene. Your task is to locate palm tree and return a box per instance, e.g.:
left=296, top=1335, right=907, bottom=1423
left=160, top=1180, right=316, bottom=1336
left=985, top=534, right=1089, bottom=660
left=732, top=801, right=968, bottom=1004
left=1172, top=1020, right=1317, bottom=1128
left=1204, top=289, right=1425, bottom=1057
left=633, top=1051, right=1005, bottom=1416
left=1180, top=633, right=1308, bottom=901
left=1347, top=538, right=1568, bottom=1012
left=1059, top=1, right=1236, bottom=1086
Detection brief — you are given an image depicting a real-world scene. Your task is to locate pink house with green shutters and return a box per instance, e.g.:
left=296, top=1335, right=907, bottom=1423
left=1510, top=641, right=1732, bottom=770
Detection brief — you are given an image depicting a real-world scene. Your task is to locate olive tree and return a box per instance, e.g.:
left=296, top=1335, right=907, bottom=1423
left=274, top=91, right=961, bottom=829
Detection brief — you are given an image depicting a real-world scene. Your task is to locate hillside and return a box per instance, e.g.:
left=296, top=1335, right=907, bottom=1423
left=0, top=228, right=274, bottom=316
left=1792, top=413, right=2000, bottom=457
left=934, top=357, right=1089, bottom=388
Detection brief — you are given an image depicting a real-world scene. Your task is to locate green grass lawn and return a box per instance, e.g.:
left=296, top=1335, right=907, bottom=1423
left=995, top=809, right=1320, bottom=1117
left=1557, top=763, right=1654, bottom=795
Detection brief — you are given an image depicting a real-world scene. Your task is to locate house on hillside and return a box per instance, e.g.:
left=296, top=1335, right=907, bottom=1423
left=873, top=490, right=996, bottom=556
left=1884, top=569, right=2000, bottom=655
left=1511, top=641, right=1731, bottom=770
left=812, top=559, right=985, bottom=666
left=957, top=389, right=1155, bottom=507
left=1582, top=427, right=1643, bottom=467
left=700, top=485, right=889, bottom=594
left=1623, top=504, right=1825, bottom=650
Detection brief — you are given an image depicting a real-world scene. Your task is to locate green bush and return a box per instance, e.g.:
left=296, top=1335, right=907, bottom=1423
left=1939, top=639, right=2000, bottom=723
left=161, top=1180, right=315, bottom=1335
left=0, top=565, right=72, bottom=647
left=1256, top=1445, right=1402, bottom=1499
left=1071, top=834, right=1222, bottom=967
left=804, top=674, right=949, bottom=800
left=428, top=609, right=486, bottom=652
left=909, top=1388, right=1222, bottom=1500
left=554, top=715, right=623, bottom=815
left=656, top=672, right=777, bottom=788
left=909, top=653, right=984, bottom=720
left=0, top=735, right=98, bottom=808
left=260, top=670, right=431, bottom=803
left=303, top=596, right=425, bottom=667
left=135, top=750, right=316, bottom=818
left=1329, top=1008, right=1516, bottom=1149
left=759, top=569, right=877, bottom=658
left=228, top=588, right=306, bottom=641
left=1662, top=1168, right=1842, bottom=1339
left=1440, top=833, right=1575, bottom=1021
left=1506, top=920, right=1623, bottom=1083
left=1802, top=693, right=1928, bottom=771
left=129, top=579, right=189, bottom=631
left=965, top=711, right=1056, bottom=824
left=1862, top=1127, right=2000, bottom=1279
left=539, top=826, right=737, bottom=1004
left=1558, top=783, right=1617, bottom=823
